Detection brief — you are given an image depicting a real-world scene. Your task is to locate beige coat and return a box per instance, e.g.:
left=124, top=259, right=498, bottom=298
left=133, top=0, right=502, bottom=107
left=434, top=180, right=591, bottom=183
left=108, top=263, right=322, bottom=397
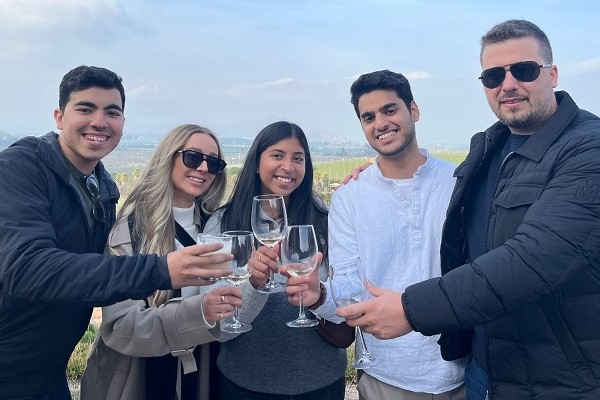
left=80, top=218, right=219, bottom=400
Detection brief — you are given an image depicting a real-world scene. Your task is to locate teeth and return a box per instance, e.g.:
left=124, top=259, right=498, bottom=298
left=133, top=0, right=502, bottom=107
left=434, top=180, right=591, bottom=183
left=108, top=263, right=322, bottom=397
left=188, top=176, right=205, bottom=183
left=377, top=131, right=396, bottom=140
left=276, top=177, right=292, bottom=183
left=85, top=135, right=107, bottom=142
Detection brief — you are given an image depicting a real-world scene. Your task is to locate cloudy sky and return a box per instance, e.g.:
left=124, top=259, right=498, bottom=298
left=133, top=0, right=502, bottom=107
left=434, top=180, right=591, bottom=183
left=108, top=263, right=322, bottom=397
left=1, top=0, right=599, bottom=148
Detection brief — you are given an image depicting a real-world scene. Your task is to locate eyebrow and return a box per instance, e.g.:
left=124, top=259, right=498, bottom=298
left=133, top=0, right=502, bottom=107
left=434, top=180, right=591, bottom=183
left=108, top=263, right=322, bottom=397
left=270, top=148, right=305, bottom=156
left=73, top=100, right=123, bottom=112
left=360, top=101, right=399, bottom=120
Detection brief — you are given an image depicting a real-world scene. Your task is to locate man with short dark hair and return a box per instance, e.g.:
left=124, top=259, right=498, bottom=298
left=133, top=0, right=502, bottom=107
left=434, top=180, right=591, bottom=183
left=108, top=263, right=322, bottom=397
left=293, top=69, right=465, bottom=399
left=0, top=66, right=231, bottom=399
left=338, top=20, right=600, bottom=400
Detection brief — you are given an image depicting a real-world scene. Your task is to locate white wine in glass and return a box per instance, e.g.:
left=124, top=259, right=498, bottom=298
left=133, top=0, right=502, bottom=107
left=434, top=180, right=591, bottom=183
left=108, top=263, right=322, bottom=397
left=251, top=194, right=288, bottom=293
left=281, top=224, right=319, bottom=328
left=329, top=262, right=376, bottom=369
left=221, top=231, right=254, bottom=334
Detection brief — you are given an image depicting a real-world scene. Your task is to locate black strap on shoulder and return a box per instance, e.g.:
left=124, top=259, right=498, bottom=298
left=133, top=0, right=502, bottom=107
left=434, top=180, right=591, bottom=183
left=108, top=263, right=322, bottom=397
left=175, top=222, right=197, bottom=247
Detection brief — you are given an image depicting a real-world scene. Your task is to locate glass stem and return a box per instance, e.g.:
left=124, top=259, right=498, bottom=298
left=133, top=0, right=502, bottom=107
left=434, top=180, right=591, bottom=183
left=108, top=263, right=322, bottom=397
left=298, top=295, right=305, bottom=320
left=357, top=327, right=370, bottom=357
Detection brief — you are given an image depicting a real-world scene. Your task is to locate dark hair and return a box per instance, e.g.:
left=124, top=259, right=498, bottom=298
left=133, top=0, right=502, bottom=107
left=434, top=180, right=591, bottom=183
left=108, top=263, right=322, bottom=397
left=220, top=121, right=328, bottom=256
left=350, top=70, right=414, bottom=118
left=480, top=19, right=553, bottom=64
left=59, top=65, right=125, bottom=111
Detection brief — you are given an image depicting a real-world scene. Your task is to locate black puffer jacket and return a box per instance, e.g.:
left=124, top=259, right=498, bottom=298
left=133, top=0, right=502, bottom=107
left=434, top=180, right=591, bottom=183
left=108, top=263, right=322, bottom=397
left=0, top=133, right=171, bottom=399
left=403, top=92, right=600, bottom=399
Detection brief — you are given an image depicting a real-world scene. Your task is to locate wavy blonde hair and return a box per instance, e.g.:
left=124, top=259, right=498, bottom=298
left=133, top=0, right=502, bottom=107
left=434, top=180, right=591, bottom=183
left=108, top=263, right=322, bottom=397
left=116, top=124, right=227, bottom=306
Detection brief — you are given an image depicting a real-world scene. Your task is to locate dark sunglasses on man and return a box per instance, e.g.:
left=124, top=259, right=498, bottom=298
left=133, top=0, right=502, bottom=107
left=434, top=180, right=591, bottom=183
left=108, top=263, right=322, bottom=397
left=478, top=60, right=552, bottom=89
left=176, top=150, right=227, bottom=175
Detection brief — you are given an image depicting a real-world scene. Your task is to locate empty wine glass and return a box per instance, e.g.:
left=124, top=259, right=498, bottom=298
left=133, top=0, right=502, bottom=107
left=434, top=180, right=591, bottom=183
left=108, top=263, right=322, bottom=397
left=196, top=233, right=233, bottom=283
left=280, top=225, right=319, bottom=328
left=251, top=194, right=288, bottom=293
left=221, top=231, right=255, bottom=334
left=328, top=262, right=376, bottom=369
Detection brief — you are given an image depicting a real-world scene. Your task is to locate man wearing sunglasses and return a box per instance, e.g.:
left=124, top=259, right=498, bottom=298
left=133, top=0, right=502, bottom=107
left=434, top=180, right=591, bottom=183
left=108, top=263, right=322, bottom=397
left=0, top=66, right=232, bottom=400
left=338, top=19, right=600, bottom=400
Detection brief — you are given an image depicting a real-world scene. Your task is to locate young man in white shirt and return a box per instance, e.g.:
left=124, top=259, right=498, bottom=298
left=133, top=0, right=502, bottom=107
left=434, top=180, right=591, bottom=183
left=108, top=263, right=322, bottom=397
left=288, top=70, right=466, bottom=399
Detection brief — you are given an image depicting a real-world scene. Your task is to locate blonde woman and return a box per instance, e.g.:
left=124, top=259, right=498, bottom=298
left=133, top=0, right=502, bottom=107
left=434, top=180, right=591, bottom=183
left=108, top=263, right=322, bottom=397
left=81, top=124, right=241, bottom=400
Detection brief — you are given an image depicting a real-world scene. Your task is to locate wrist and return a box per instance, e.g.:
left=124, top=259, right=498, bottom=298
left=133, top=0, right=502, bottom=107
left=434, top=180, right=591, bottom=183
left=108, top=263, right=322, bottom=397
left=308, top=282, right=326, bottom=310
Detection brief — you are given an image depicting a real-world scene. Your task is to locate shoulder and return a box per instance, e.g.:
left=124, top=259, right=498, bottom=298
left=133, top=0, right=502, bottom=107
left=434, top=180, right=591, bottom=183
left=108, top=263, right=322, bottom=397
left=107, top=218, right=134, bottom=255
left=203, top=207, right=225, bottom=234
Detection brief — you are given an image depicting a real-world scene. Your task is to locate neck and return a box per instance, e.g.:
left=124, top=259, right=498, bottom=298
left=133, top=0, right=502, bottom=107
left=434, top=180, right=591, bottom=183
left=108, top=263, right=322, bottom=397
left=377, top=147, right=426, bottom=179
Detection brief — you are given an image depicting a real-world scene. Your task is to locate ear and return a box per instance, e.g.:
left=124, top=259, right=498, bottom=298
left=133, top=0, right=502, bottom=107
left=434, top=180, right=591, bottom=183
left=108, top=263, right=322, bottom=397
left=550, top=64, right=559, bottom=89
left=410, top=101, right=420, bottom=123
left=54, top=109, right=64, bottom=131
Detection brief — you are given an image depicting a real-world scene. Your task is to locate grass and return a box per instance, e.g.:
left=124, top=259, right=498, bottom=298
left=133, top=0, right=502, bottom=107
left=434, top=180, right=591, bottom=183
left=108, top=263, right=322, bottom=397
left=314, top=152, right=466, bottom=183
left=67, top=323, right=98, bottom=381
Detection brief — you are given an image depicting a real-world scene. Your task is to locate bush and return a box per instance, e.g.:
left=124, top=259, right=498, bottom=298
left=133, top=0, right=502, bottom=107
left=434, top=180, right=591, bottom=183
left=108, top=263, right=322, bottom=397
left=67, top=323, right=98, bottom=381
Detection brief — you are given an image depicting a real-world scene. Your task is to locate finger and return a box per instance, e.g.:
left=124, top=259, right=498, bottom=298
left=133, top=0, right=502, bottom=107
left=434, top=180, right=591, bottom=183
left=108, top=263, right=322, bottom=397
left=189, top=242, right=223, bottom=255
left=336, top=303, right=365, bottom=318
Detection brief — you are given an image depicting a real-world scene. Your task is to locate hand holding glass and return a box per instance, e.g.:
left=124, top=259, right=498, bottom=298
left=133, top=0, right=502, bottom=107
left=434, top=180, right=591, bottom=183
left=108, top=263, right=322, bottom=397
left=251, top=194, right=288, bottom=293
left=221, top=231, right=254, bottom=333
left=329, top=262, right=376, bottom=368
left=280, top=224, right=319, bottom=328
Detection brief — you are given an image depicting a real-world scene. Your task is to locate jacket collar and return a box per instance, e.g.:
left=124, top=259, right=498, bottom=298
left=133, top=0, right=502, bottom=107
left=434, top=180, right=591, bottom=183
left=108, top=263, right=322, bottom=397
left=518, top=91, right=578, bottom=162
left=485, top=91, right=578, bottom=163
left=33, top=131, right=118, bottom=199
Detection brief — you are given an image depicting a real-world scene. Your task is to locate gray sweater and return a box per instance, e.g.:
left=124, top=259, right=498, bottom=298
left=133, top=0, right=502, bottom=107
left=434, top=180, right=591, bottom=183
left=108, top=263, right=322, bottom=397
left=204, top=209, right=346, bottom=395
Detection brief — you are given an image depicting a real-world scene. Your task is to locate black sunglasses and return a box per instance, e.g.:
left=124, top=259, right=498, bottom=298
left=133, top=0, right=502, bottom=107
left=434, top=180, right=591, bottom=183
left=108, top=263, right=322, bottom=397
left=478, top=61, right=552, bottom=89
left=176, top=150, right=227, bottom=175
left=85, top=174, right=106, bottom=222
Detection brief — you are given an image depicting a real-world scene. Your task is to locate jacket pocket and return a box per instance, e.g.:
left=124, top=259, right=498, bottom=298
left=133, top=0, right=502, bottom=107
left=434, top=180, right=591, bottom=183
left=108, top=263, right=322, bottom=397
left=491, top=184, right=543, bottom=245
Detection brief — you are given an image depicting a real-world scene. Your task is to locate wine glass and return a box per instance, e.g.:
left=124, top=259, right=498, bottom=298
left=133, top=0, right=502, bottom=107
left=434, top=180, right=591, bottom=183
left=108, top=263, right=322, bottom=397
left=251, top=194, right=288, bottom=293
left=280, top=225, right=320, bottom=328
left=196, top=233, right=233, bottom=283
left=220, top=231, right=255, bottom=334
left=328, top=262, right=376, bottom=369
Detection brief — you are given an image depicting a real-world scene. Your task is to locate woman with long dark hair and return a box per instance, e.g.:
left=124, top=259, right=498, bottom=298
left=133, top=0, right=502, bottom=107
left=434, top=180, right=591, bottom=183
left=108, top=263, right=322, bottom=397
left=204, top=121, right=346, bottom=399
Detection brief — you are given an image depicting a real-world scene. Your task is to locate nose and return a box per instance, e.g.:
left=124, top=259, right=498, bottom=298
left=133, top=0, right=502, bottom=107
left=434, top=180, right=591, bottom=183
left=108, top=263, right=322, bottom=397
left=280, top=156, right=293, bottom=171
left=89, top=111, right=108, bottom=129
left=374, top=114, right=389, bottom=132
left=196, top=159, right=209, bottom=172
left=500, top=69, right=520, bottom=90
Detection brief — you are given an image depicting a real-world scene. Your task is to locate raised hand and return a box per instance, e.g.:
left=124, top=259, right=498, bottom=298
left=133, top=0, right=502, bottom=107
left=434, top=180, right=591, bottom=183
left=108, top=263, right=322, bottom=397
left=281, top=252, right=323, bottom=307
left=247, top=244, right=280, bottom=289
left=201, top=286, right=243, bottom=324
left=166, top=243, right=233, bottom=289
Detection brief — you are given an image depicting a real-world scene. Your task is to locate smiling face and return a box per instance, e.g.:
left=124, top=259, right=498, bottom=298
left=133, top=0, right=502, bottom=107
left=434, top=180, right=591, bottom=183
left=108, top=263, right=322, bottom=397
left=171, top=133, right=219, bottom=208
left=357, top=89, right=419, bottom=159
left=54, top=87, right=124, bottom=174
left=258, top=136, right=306, bottom=202
left=481, top=37, right=558, bottom=134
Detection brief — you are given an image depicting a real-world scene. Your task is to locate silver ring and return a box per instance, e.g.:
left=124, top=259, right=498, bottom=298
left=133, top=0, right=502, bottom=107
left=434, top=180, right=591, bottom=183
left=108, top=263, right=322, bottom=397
left=258, top=253, right=263, bottom=263
left=218, top=312, right=223, bottom=320
left=221, top=295, right=225, bottom=304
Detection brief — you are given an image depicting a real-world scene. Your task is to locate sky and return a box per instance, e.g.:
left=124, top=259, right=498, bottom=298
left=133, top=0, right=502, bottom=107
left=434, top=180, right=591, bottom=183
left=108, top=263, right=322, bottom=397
left=1, top=0, right=599, bottom=149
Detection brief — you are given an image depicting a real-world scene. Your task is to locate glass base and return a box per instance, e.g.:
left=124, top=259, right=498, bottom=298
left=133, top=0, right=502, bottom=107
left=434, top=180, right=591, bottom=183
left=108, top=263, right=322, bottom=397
left=286, top=318, right=319, bottom=328
left=353, top=354, right=376, bottom=369
left=221, top=322, right=252, bottom=334
left=257, top=281, right=285, bottom=294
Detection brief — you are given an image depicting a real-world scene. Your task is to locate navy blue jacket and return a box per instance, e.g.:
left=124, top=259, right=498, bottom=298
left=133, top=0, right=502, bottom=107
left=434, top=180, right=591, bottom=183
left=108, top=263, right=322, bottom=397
left=0, top=133, right=171, bottom=398
left=403, top=92, right=600, bottom=399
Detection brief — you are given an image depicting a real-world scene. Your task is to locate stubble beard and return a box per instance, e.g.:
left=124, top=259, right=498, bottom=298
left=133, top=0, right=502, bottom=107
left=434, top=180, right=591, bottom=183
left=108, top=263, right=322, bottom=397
left=375, top=128, right=416, bottom=158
